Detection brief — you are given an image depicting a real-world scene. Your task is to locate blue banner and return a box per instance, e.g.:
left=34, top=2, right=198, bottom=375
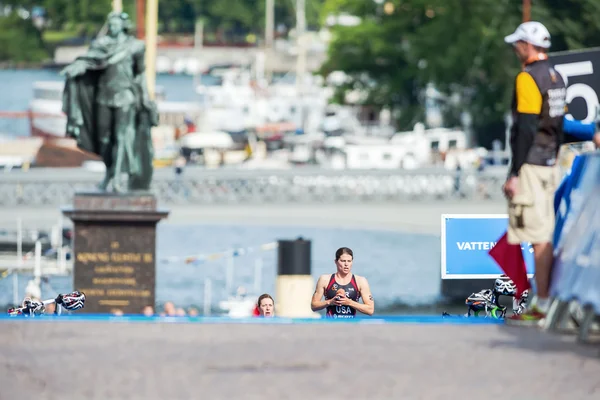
left=554, top=154, right=600, bottom=253
left=551, top=153, right=600, bottom=313
left=553, top=155, right=586, bottom=249
left=441, top=215, right=535, bottom=279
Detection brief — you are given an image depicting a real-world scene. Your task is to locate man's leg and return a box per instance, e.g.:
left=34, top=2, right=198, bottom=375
left=96, top=105, right=114, bottom=190
left=532, top=164, right=561, bottom=311
left=532, top=241, right=554, bottom=310
left=112, top=105, right=136, bottom=192
left=506, top=165, right=558, bottom=324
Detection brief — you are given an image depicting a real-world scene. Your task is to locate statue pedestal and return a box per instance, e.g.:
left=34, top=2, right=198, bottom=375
left=62, top=192, right=169, bottom=314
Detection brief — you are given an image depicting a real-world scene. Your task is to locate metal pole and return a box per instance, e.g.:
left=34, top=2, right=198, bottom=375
left=253, top=257, right=263, bottom=294
left=295, top=0, right=306, bottom=131
left=136, top=0, right=146, bottom=39
left=112, top=0, right=123, bottom=13
left=265, top=0, right=274, bottom=80
left=17, top=217, right=22, bottom=267
left=193, top=19, right=204, bottom=88
left=522, top=0, right=531, bottom=22
left=145, top=0, right=159, bottom=100
left=14, top=217, right=22, bottom=305
left=295, top=0, right=306, bottom=91
left=34, top=240, right=42, bottom=286
left=225, top=253, right=234, bottom=296
left=56, top=217, right=63, bottom=272
left=12, top=272, right=18, bottom=306
left=266, top=0, right=274, bottom=49
left=255, top=51, right=265, bottom=82
left=203, top=278, right=212, bottom=316
left=50, top=224, right=57, bottom=249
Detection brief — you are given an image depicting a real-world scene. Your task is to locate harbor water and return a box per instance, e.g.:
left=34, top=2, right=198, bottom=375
left=1, top=69, right=445, bottom=314
left=0, top=223, right=442, bottom=313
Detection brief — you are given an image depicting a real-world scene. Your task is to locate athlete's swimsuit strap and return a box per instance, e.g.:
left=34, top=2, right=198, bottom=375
left=326, top=274, right=359, bottom=297
left=325, top=274, right=336, bottom=294
left=350, top=275, right=358, bottom=292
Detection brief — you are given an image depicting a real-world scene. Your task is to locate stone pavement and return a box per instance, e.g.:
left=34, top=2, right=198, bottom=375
left=0, top=200, right=506, bottom=235
left=1, top=320, right=598, bottom=400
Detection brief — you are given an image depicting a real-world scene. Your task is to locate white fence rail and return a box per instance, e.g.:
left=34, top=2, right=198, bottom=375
left=0, top=167, right=507, bottom=205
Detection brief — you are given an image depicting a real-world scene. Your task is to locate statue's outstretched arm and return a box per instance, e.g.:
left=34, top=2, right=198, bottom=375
left=59, top=39, right=107, bottom=77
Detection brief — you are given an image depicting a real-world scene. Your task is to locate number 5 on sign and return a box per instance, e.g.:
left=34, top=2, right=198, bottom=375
left=554, top=61, right=599, bottom=124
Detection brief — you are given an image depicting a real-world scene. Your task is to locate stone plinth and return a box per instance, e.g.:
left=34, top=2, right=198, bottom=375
left=62, top=192, right=169, bottom=314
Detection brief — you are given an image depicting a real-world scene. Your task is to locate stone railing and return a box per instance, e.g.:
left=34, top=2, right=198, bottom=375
left=0, top=167, right=507, bottom=206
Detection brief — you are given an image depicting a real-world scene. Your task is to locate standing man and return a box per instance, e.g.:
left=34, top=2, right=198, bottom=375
left=311, top=247, right=374, bottom=318
left=503, top=21, right=566, bottom=324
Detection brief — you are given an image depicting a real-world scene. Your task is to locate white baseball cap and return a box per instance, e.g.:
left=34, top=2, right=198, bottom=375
left=504, top=21, right=551, bottom=48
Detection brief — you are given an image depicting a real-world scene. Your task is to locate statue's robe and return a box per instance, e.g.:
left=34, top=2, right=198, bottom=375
left=61, top=35, right=158, bottom=190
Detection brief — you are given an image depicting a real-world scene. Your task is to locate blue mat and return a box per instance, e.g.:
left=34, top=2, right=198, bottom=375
left=0, top=314, right=504, bottom=325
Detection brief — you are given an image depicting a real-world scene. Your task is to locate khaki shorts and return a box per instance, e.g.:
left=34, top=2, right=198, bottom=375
left=507, top=164, right=560, bottom=245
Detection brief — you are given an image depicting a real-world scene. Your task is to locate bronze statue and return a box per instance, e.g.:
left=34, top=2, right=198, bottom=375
left=61, top=11, right=158, bottom=192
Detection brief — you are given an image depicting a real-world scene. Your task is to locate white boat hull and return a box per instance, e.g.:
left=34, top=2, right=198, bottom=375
left=218, top=298, right=256, bottom=318
left=30, top=100, right=67, bottom=138
left=28, top=81, right=204, bottom=140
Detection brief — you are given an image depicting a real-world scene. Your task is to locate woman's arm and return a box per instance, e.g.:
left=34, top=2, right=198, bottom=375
left=311, top=275, right=333, bottom=311
left=354, top=276, right=375, bottom=315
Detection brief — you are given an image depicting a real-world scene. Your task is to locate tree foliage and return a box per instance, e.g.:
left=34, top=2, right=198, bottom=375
left=7, top=0, right=325, bottom=40
left=158, top=0, right=325, bottom=39
left=320, top=0, right=430, bottom=128
left=0, top=0, right=325, bottom=61
left=0, top=12, right=48, bottom=62
left=322, top=0, right=600, bottom=146
left=5, top=0, right=600, bottom=147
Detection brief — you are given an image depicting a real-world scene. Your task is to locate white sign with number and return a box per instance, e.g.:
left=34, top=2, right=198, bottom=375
left=551, top=49, right=600, bottom=124
left=554, top=61, right=598, bottom=123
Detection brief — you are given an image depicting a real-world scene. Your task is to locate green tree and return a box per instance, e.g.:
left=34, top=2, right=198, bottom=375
left=158, top=0, right=197, bottom=33
left=321, top=0, right=600, bottom=146
left=536, top=0, right=600, bottom=50
left=320, top=0, right=430, bottom=129
left=406, top=0, right=523, bottom=146
left=165, top=0, right=325, bottom=43
left=258, top=0, right=324, bottom=32
left=0, top=12, right=48, bottom=62
left=42, top=0, right=112, bottom=36
left=408, top=0, right=600, bottom=146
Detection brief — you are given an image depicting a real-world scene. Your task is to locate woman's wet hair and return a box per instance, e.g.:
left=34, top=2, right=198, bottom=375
left=335, top=247, right=353, bottom=261
left=257, top=293, right=274, bottom=307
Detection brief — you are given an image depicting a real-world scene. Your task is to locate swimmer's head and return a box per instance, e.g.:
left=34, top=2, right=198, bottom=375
left=257, top=293, right=274, bottom=317
left=335, top=247, right=353, bottom=274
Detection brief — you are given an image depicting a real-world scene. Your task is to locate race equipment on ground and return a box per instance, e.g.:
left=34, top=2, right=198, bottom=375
left=493, top=275, right=530, bottom=315
left=443, top=277, right=530, bottom=319
left=464, top=289, right=506, bottom=318
left=56, top=291, right=86, bottom=311
left=7, top=291, right=86, bottom=317
left=512, top=289, right=529, bottom=315
left=493, top=275, right=517, bottom=296
left=7, top=298, right=45, bottom=317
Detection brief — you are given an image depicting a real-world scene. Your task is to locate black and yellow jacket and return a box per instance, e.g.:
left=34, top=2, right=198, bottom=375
left=509, top=58, right=567, bottom=177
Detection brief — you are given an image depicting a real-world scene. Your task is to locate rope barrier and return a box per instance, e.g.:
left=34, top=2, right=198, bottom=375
left=0, top=269, right=10, bottom=281
left=161, top=242, right=278, bottom=265
left=0, top=111, right=64, bottom=119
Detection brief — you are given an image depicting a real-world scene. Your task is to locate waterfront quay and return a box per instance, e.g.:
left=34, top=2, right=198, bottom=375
left=0, top=166, right=507, bottom=233
left=0, top=200, right=506, bottom=235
